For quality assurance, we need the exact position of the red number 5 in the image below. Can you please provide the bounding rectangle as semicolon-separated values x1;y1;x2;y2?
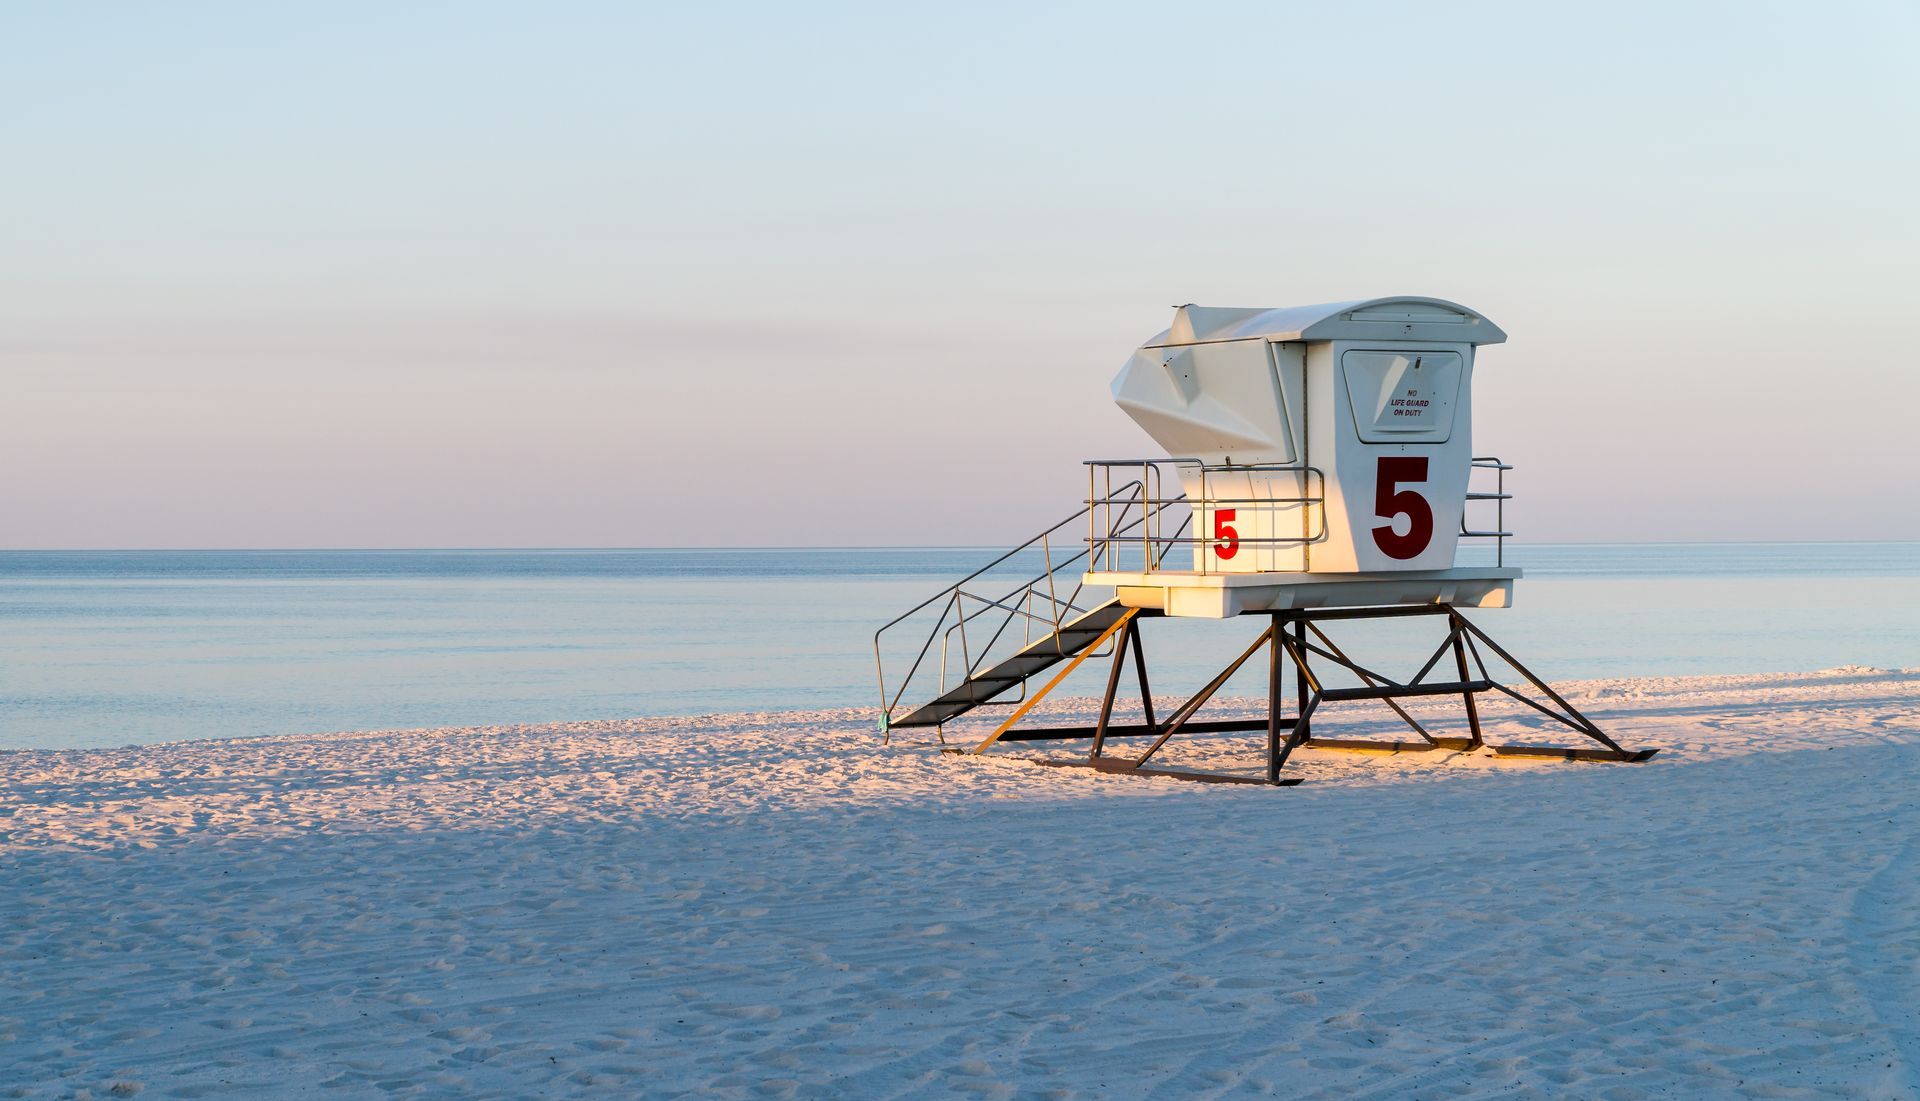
1213;508;1239;560
1372;456;1433;560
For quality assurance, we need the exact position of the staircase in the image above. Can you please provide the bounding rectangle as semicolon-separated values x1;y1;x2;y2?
874;478;1186;737
887;600;1132;729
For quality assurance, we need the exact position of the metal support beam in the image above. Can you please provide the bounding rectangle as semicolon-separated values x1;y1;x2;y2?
1272;629;1321;775
996;717;1292;742
1451;613;1632;756
954;601;1652;783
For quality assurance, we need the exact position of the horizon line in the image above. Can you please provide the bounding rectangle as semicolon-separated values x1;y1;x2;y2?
3;539;1918;553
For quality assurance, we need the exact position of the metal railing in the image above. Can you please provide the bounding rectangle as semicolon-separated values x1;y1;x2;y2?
1461;456;1513;565
872;478;1191;731
1086;458;1327;574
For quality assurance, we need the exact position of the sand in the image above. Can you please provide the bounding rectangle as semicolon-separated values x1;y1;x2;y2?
3;666;1918;1099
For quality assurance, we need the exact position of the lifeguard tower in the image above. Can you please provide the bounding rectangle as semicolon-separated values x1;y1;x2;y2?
874;296;1654;785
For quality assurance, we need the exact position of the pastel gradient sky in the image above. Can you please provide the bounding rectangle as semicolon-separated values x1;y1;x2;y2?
4;2;1917;548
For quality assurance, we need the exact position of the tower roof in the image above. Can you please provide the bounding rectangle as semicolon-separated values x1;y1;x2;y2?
1147;296;1506;347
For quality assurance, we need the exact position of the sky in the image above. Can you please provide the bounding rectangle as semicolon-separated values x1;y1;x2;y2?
3;1;1917;548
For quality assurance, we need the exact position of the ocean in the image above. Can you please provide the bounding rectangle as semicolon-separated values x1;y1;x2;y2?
2;543;1917;750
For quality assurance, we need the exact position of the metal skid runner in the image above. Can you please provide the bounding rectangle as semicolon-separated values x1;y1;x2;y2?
962;603;1657;786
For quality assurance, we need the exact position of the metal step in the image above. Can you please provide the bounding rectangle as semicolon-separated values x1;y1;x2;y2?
888;600;1133;729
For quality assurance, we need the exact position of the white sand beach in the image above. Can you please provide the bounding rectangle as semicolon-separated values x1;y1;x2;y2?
4;667;1919;1099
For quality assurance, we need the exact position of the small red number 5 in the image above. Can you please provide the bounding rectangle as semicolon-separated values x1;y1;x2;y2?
1372;456;1433;560
1213;508;1239;560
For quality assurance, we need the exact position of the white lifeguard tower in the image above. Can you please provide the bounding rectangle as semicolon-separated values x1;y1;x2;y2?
874;297;1654;785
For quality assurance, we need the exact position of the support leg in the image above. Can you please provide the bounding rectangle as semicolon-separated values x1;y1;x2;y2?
1453;612;1631;756
1292;618;1311;747
1130;623;1156;731
1266;613;1284;784
1090;619;1131;760
1448;612;1485;749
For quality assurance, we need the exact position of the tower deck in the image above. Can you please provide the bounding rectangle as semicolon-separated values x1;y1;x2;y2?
1084;566;1520;619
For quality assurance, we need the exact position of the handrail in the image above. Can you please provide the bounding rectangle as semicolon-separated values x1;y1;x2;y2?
1459;456;1512;566
871;481;1136;642
1087;458;1327;574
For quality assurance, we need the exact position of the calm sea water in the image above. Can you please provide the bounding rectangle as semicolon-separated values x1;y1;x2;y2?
2;544;1916;750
